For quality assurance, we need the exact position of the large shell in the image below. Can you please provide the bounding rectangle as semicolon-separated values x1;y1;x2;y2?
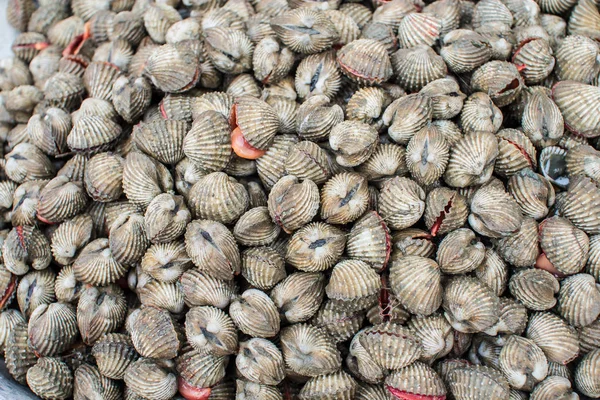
0;309;25;353
346;211;391;271
231;96;280;155
326;259;380;311
271;272;325;324
285;222;345;272
389;255;442;315
205;28;254;75
447;365;510;400
4;320;37;384
494;129;537;178
37;176;88;224
460;92;503;135
129;306;181;359
499;335;548;391
144;193;191;244
241;246;286;290
268;175;320;234
558;175;600;234
256;134;298;189
531;376;579;400
555;36;600;84
132;119;188;165
526;312;580;365
141;241;191;284
299;370;356;400
253;36;294;85
84;152;124;202
385;362;446;399
444;131;499;187
144;43;200;93
16;269;55;318
236;338;284;385
552;81;600;138
424;187;468;236
67;116;122;154
295;52;341;101
229;289;280;338
509;268;559;311
77;285;127;345
575;349;600;398
522;91;564;148
281;323;341;377
188;172;249;224
408;315;453;363
27;357;74;400
312;300;365;343
10;180;48;226
5;143;55;183
378;177;425;230
397;13;441;49
382;93;432;145
73;363;121;400
234;206;281;246
124;358;178;400
330;121;378;167
270;9;340;54
183;111;231;172
508;169;555;220
512;39;554;85
539;216;589;275
566;145;600;186
406;126;449;186
27;107;71;156
285;141;332;185
180;269;235;309
27;302;77;358
392;45;447;92
336;39;393;85
468;184;523;238
437;228;485;274
3;225;52;276
92;333;139;380
443;276;500;333
440;29;491;74
556;273;600;327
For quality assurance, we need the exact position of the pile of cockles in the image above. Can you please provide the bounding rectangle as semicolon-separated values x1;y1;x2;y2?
1;0;600;398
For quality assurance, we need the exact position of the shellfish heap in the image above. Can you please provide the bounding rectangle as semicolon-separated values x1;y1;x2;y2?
1;0;600;399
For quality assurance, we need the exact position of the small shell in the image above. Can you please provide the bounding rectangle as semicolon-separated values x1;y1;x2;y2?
124;358;178;400
326;259;380;311
185;219;240;281
285;222;346;272
424;187;468;236
320;172;368;225
84;152;124;202
27;107;72;156
144;44;200;93
509;268;559;311
460;92;503;135
484;297;528;337
5;142;55;183
109;213;149;265
188;172;249;224
4;320;37;384
16;269;56;318
443;276;500;333
406;126;450;186
83;61;123;103
141;241;191;284
329;121;378;167
499;336;549;391
143;193;190;244
180;269;234;309
419;78;465;120
271;272;325;324
183;111;231;173
205;28;254;75
389;255;443;315
281;323;341;377
371;0;417;29
408;315;453;363
299;370;356;400
11;180;48;226
346;211;391;271
229;289;280;338
356;143;407;182
237;338;284;385
526;311;580;365
522;91;564;148
440;29;491;74
508;169;555;220
447;365;510;400
268;175;320;234
391;228;436;259
37;176;88;224
552;81;600;138
557;274;600;327
253;37;294;85
0;309;25;353
77;285;127;345
28;302;78;356
67;116;122;154
111;75;152;124
231;96;280;153
378;177;425;230
468;184;523;238
392;45;447;92
73;238;128;286
129;306;181;359
241;246;286;290
437;229;485;274
382;94;432;145
360;22;398;55
270;9;340;54
3;225;52;275
73;363;120;400
133;119;188;165
575;349;600;398
185;306;237;356
531;376;579;400
27;357;74;400
471;61;524;107
91;333;138;380
285;141;332;185
385;362;446;399
539;216;589;275
234;206;281;246
554;36;600;84
336;39;393;85
236;380;282;400
495;129;537;178
256;134;298;189
312;300;365;342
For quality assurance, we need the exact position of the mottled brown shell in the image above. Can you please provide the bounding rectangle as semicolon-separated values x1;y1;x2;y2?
336;39;393;85
229;289;280;338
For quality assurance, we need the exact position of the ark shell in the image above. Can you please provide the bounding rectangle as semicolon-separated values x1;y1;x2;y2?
92;333;139;380
336;39;393;85
468;184;523;238
234;206;281;246
552;81;600;138
124;358;178;400
229;289;280;338
144;43;200;93
16;269;56;318
28;302;78;356
539;216;589;275
236;338;284;385
509;268;559;311
271;272;325;324
575;349;600;398
27;357;74;400
84;152;124;202
444;131;499;188
183;110;232;173
73;238;128;286
392;45;447;92
320;172;369;225
389;255;443;315
185;306;237;356
443;276;500;333
189;172;249;224
326;259;380;310
385;362;446;398
295;51;341;101
406;126;450;186
378;177;425;230
241;246;286;290
270;9;340;54
132;119;188;165
77;285;127;345
346;211;391;271
447;365;510;400
437;228;485;274
382;93;432;145
459;92;502;135
526;312;580;365
298;370;356;400
522;91;564;148
556;273;600;327
268;175;320;234
285;222;346;272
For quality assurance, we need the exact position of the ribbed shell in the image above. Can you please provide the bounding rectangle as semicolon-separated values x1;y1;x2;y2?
460;92;503;136
378;176;425;230
83;62;123;102
84;152;124;202
129;307;181;359
406;125;449;186
555;36;600;84
268;175;319;234
312;300;365;343
144;43;200;93
447;365;510;400
356;143;407;182
552;81;600;138
73;363;121;400
557;273;600;327
10;180;47;226
67;116;122;154
73;238;128;286
230;289;280;338
575;349;600;398
408;315;453;363
508;169;555;220
493;216;538;268
5;143;56;183
0;309;24;354
271;272;325;324
183;110;231;172
580;319;600;354
27;357;74;400
232;96;280;151
540;216;589;275
495;129;537;178
138;279;185;314
281;323;342;377
398;13;441;49
36;176;88;224
236;380;282;400
180;269;235;309
16;269;56;318
141;241;191;284
92;333;138;380
329;121;378;167
468;184;523;238
77;285;127;345
320;173;368;225
3;225;52;276
234;206;281;247
28;302;78;356
357;322;423;372
444;131;498;188
285;222;345;272
4;320;37;384
419;78;465;120
531;376;578;400
204;27;253;75
299;371;356;400
326;259;380;310
391;229;436;259
392;45;447;92
270;8;340;54
385;362;446;398
133;119;188;165
112;75;152;124
346;211;391;271
241;246;286;290
285;141;332;185
253;36;294;85
124;358;178;400
526;312;580;364
559;175;600;234
389;255;442;315
336;39;393;85
443;276;500;333
499;335;548;391
143;193;190;244
256;134;298;190
587;234;600;281
509;269;559;311
109;213;149;265
237;338;285;385
566;145;600;186
295;52;340;101
188;172;249;224
522;91;564;148
437;229;485;274
185;219;240;281
185;306;237;356
424;187;468;236
27;107;71;156
43;72;85;111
